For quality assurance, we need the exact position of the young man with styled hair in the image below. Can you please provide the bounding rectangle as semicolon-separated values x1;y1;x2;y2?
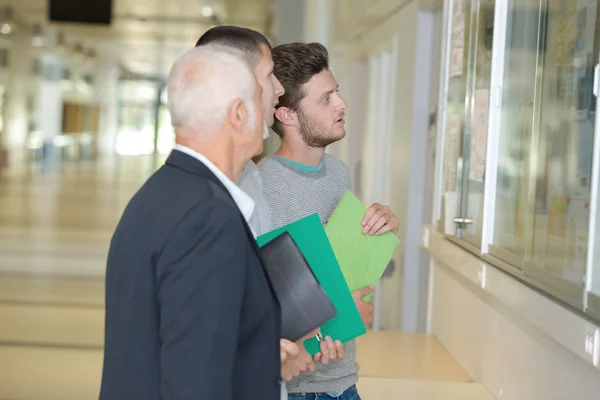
258;42;400;400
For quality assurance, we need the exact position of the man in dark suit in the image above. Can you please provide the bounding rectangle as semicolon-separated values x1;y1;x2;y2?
99;44;284;400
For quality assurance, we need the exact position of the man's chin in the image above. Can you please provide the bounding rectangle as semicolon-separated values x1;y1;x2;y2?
327;130;346;145
262;120;271;140
305;135;345;149
265;115;275;128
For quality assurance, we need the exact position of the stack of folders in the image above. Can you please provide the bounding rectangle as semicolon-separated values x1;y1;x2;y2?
257;231;337;342
257;191;400;356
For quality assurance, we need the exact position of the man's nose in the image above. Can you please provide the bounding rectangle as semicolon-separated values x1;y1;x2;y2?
274;76;285;97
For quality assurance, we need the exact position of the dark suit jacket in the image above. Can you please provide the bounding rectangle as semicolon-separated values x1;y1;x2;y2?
100;149;281;400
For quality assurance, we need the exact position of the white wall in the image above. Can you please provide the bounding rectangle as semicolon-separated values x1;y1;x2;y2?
327;0;437;331
37;80;63;169
325;49;350;162
258;0;311;158
275;0;305;45
324;0;600;397
428;240;600;399
335;57;368;195
96;60;120;160
303;0;329;45
422;0;600;397
4;36;35;168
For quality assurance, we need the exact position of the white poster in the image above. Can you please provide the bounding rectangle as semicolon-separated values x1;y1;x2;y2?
450;48;464;77
443;114;461;192
450;0;466;77
469;89;490;182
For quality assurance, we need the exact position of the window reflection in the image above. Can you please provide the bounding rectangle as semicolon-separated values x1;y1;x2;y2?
528;0;598;289
460;0;494;243
115;80;174;157
440;0;600;310
440;0;494;242
492;0;542;259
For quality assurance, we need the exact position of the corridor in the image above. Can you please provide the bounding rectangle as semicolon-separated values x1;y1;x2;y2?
0;0;599;398
0;159;492;399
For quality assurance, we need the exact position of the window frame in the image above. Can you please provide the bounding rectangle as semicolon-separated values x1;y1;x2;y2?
436;0;600;319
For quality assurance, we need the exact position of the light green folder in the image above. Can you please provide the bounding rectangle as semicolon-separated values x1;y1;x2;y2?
325;191;401;302
257;213;366;356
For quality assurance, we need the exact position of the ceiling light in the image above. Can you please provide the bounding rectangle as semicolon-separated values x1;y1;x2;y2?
73;43;85;62
31;24;46;47
32;36;46;47
0;5;13;35
201;6;213;17
0;23;11;35
55;32;66;54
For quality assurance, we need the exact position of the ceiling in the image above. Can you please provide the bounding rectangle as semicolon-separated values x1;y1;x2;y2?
5;0;274;77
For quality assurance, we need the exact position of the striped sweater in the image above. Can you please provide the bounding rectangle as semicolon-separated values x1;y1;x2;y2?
257;153;359;394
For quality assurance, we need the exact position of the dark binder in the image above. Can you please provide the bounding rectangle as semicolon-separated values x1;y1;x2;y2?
258;232;337;342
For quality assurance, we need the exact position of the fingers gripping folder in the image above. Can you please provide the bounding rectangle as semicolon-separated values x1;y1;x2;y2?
257;213;366;356
315;332;324;342
258;231;337;342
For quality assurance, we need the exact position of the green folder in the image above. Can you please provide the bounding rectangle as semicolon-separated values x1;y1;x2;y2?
325;191;401;302
257;213;366;356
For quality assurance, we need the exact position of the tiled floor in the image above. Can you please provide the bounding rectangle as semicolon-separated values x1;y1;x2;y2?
356;331;472;382
0;159;494;399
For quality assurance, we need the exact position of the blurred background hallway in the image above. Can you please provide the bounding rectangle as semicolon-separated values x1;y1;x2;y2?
2;0;600;399
0;159;491;399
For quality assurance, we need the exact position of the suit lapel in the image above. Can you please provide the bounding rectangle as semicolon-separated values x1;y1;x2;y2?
165;150;266;261
165;150;280;311
165;150;230;194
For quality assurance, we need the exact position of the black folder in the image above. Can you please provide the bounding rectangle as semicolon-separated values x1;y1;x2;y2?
258;232;337;342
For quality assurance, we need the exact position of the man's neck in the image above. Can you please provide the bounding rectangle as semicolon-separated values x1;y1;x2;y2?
175;137;242;182
275;140;325;166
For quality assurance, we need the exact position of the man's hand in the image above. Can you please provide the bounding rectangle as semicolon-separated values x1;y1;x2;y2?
313;336;345;365
361;202;399;235
280;334;317;382
280;339;297;364
353;285;375;327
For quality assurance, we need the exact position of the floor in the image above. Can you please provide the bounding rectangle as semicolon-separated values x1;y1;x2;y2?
0;158;494;399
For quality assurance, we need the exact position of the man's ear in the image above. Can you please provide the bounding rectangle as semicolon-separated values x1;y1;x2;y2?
228;98;247;134
274;106;296;127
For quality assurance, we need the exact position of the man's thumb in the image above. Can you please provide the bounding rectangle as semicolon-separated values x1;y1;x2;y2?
353;285;375;299
281;339;299;357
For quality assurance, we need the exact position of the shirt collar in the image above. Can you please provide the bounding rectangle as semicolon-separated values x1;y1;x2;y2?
173;144;256;237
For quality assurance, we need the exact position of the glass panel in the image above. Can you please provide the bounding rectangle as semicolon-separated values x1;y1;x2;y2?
436;0;600;315
157;105;175;156
491;0;543;258
526;0;598;293
439;0;470;236
591;271;600;305
585;0;600;304
458;0;495;244
115;80;159;156
116;104;156;156
439;0;494;242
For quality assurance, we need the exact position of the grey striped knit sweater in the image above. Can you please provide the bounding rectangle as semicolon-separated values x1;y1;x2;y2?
257;153;360;394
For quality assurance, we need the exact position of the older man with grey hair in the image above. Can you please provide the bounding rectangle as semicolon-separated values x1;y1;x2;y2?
100;44;289;400
195;26;284;236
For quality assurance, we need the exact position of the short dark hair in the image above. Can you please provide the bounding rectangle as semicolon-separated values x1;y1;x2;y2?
195;26;271;66
271;42;329;137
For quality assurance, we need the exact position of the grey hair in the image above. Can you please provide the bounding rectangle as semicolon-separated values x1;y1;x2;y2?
166;44;257;133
